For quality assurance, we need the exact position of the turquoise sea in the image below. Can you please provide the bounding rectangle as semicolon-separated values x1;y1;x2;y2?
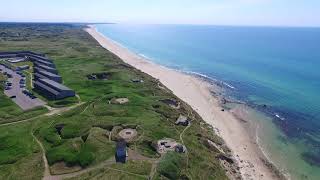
95;24;320;179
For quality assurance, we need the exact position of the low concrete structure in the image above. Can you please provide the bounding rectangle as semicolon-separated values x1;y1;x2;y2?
175;115;190;126
131;79;144;83
157;138;186;154
34;78;75;100
157;138;178;153
160;99;181;109
118;129;137;142
112;98;129;104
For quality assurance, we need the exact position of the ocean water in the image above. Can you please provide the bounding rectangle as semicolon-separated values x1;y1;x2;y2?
95;24;320;179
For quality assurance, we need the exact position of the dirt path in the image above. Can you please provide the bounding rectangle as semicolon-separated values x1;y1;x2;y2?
179;124;191;169
32;132;51;180
149;158;161;180
0;100;84;127
49;158;115;180
0;115;41;127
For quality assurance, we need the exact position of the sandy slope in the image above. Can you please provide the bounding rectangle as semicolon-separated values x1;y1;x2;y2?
85;26;278;180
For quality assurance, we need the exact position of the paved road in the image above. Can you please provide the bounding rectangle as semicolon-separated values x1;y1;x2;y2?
0;64;46;110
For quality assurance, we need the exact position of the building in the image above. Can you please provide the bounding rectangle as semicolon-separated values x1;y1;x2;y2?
115;140;127;163
34;66;58;75
28;55;52;62
35;70;62;83
32;59;55;68
1;51;75;100
0;51;45;58
28;55;53;63
33;78;75;100
16;65;30;71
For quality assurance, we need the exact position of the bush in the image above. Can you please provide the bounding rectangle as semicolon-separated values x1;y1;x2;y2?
78;145;95;167
158;152;186;179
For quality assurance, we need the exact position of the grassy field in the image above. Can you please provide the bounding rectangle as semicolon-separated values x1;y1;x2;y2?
0;23;230;180
0;122;44;180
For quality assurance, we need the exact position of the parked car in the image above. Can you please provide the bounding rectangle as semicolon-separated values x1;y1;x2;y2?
22;90;36;99
5;86;11;90
22;90;29;95
10;95;16;99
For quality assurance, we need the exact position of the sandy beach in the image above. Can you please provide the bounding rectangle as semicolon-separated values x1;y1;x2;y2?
85;25;279;180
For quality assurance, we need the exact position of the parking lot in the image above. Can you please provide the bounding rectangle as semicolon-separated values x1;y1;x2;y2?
0;64;46;110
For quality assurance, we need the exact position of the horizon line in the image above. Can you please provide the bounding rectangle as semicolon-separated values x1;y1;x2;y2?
0;21;320;28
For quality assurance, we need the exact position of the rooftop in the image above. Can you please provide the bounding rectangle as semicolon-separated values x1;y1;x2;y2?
38;78;72;91
34;80;60;96
38;70;61;78
32;58;54;67
34;63;57;71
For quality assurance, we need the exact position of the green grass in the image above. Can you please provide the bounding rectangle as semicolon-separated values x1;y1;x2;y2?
0;122;44;180
67;160;152;180
0;23;228;180
157;152;186;179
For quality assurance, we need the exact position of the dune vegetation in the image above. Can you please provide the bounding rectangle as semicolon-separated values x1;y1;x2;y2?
0;23;233;179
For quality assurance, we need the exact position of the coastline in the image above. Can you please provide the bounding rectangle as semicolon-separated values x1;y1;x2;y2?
85;25;281;180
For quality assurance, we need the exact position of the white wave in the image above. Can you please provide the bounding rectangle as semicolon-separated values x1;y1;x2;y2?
181;70;236;90
275;113;285;121
138;53;151;60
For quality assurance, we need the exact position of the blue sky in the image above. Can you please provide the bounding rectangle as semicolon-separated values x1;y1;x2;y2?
0;0;319;27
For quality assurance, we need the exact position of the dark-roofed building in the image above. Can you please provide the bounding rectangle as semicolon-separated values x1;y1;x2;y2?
34;66;58;75
0;51;45;58
29;55;52;62
28;55;53;63
34;78;75;100
1;51;75;100
36;70;62;83
32;59;55;68
115;140;127;163
16;65;30;71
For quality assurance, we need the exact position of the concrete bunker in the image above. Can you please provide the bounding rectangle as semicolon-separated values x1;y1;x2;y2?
118;128;138;142
160;99;180;109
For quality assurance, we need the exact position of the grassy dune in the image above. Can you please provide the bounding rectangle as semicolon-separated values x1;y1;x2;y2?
0;23;230;179
0;122;44;180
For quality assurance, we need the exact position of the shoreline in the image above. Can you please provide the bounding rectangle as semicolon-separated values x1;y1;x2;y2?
85;25;281;180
